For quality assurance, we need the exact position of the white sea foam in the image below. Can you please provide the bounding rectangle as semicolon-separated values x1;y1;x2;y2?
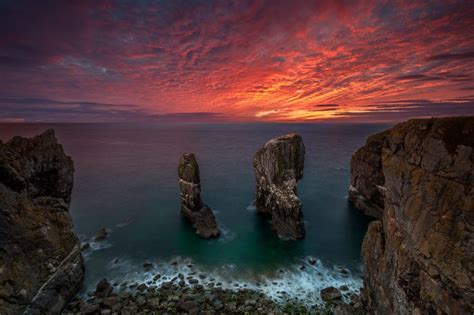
217;226;237;243
81;240;112;260
115;217;135;228
84;256;363;306
246;200;257;212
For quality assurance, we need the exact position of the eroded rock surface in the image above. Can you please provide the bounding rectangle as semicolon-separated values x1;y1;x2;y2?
348;130;388;219
352;117;474;314
254;134;305;239
178;153;219;238
0;129;84;314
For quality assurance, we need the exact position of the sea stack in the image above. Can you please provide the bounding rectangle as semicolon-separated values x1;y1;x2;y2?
350;117;474;314
253;133;305;239
0;130;85;314
178;153;220;238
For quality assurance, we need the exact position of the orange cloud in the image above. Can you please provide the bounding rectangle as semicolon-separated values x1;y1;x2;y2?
0;0;473;122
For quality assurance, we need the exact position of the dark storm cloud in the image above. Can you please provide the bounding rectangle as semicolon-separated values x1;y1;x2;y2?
333;99;474;122
428;51;474;61
0;97;224;122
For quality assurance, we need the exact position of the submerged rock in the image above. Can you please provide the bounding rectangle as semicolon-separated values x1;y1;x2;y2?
94;227;109;241
253;134;305;239
352;117;474;314
0;129;84;314
178;153;220;238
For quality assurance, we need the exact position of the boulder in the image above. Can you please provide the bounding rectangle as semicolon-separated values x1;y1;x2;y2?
253;133;305;239
353;117;474;314
94;279;113;299
94;227;108;241
178;153;220;238
320;286;342;302
0;129;85;314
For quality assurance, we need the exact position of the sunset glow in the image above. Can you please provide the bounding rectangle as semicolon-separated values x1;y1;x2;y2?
1;0;473;122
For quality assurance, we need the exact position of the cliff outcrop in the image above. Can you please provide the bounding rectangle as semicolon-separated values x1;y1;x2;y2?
254;134;305;239
0;129;84;314
351;117;473;314
178;153;220;239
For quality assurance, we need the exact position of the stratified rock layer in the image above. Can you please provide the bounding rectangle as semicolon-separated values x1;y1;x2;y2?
178;153;219;238
0;129;84;314
353;117;474;314
254;134;305;239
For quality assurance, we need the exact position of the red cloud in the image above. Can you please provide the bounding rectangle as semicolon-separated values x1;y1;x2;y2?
0;1;473;122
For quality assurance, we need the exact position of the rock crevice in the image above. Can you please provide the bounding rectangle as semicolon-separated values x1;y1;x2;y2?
253;134;305;239
178;153;220;239
0;129;84;314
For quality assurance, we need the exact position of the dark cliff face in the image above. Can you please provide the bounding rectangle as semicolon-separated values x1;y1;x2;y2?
0;129;84;314
348;130;388;219
178;153;220;239
351;117;474;314
253;134;305;239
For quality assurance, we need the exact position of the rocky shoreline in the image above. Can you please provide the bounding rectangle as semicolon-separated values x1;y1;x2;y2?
1;116;472;314
64;279;364;314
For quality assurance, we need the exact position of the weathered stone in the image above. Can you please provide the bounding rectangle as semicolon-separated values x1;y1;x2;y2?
348;130;388;219
178;153;220;238
253;133;305;239
353;117;474;314
95;279;113;299
178;300;198;312
143;262;153;271
102;296;120;308
0;129;84;314
320;287;342;302
94;227;108;241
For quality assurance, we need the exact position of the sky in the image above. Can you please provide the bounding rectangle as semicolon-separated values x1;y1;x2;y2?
0;0;473;123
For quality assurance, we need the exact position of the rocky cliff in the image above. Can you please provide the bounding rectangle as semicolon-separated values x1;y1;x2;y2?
178;153;220;239
254;134;305;239
351;117;474;314
348;130;388;219
0;129;84;314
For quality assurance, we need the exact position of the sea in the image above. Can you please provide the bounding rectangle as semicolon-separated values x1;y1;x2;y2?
0;122;390;305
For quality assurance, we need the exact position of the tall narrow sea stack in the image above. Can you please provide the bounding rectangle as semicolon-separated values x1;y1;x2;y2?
350;117;474;314
178;153;220;238
0;130;84;314
253;134;305;239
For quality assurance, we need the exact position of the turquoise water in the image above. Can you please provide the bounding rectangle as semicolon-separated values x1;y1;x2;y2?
0;122;389;304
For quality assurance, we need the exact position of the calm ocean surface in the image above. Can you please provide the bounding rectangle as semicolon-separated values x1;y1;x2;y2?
0;122;390;304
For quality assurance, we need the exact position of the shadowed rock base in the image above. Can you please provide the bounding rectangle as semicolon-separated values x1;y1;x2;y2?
0;129;84;314
254;134;305;239
178;153;220;238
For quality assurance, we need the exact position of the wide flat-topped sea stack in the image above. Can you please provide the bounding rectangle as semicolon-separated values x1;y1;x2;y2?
253;133;305;239
178;153;220;238
0;129;84;314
